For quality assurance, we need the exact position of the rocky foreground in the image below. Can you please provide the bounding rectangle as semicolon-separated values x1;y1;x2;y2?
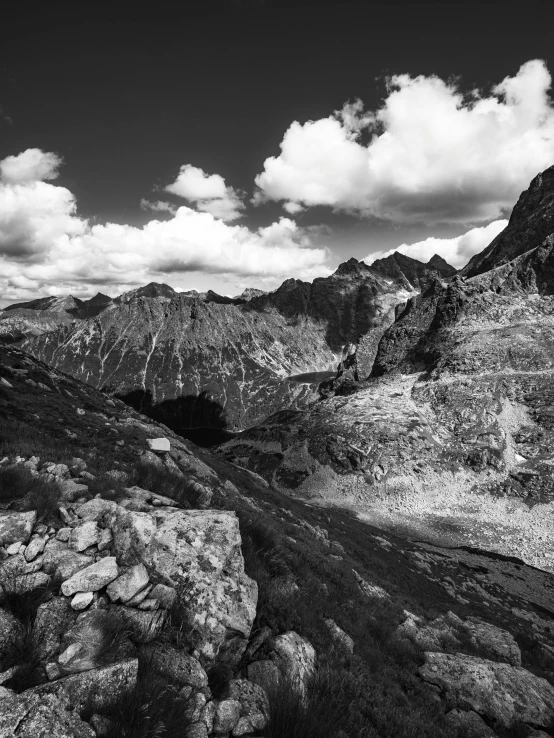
1;345;554;737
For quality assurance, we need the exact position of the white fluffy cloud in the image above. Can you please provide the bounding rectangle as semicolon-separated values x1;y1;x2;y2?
0;148;62;184
255;60;554;224
364;220;508;270
165;164;245;222
0;150;330;303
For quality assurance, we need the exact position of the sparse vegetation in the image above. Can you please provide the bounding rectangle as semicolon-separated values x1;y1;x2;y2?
104;655;191;738
0;464;61;522
0;581;55;691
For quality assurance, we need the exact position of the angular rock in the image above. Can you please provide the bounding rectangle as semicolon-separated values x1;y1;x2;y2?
185;724;208;738
61;556;119;596
75;498;119;525
147;438;171;452
71;592;94;610
228;678;269;717
30;658;138;715
34;596;76;660
324;619;354;653
42;539;93;580
59;479;88;502
111;507;257;664
10;572;50;593
143;644;208;687
419;652;554;728
0;511;36;546
106;563;149;603
24;536;47;562
272;631;316;694
213;699;241;733
0;608;20;655
0;691;94;738
68;521;102;552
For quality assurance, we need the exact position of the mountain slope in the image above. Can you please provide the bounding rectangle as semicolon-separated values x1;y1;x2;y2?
21;257;443;431
220;168;554;572
1;341;554;738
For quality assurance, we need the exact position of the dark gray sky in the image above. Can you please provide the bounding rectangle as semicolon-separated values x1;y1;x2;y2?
1;0;553;304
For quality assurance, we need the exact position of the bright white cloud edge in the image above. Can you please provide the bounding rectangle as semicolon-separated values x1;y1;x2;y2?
255;59;554;225
364;220;508;270
0;151;331;303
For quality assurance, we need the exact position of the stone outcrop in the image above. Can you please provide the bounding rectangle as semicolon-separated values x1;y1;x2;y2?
419;651;554;729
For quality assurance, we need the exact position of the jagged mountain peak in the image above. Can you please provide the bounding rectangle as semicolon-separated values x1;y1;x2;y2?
117;282;177;302
4;294;82;313
333;257;374;278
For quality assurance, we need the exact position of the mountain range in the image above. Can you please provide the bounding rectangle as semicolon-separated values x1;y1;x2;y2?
2;250;454;433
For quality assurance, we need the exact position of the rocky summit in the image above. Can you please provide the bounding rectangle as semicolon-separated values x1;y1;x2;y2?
16;255;448;433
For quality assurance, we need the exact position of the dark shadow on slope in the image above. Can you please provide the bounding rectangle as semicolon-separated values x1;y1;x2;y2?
115;389;239;447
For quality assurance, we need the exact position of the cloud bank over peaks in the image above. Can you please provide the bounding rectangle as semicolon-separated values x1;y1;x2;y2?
164;164;245;222
365;219;508;270
0;150;331;303
254;60;554;225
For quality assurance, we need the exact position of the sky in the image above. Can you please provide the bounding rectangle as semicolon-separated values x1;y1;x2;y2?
1;0;553;307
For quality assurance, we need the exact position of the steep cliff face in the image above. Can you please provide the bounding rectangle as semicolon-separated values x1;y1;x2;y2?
23;257;440;431
462;165;554;278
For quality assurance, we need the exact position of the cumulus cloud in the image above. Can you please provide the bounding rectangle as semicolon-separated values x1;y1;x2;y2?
255;60;554;224
0;150;330;303
0;148;62;184
364;220;508;270
165;164;245;221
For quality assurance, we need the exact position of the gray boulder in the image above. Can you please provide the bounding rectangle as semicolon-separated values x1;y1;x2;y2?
420;651;554;728
29;658;138;715
111;508;257;664
0;690;94;737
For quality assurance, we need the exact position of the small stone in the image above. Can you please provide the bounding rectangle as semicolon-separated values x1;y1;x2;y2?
61;557;119;597
89;714;114;737
106;563;149;603
137;598;158;610
71;592;94;610
56;528;71;542
25;536;47;562
97;528;113;551
69;521;102;552
46;661;63;680
6;541;22;555
147;438;171;452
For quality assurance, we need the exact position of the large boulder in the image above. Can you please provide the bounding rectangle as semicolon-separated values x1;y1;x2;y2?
111;508;257;664
142;643;208;688
0;690;94;737
420;652;554;729
29;658;138;715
